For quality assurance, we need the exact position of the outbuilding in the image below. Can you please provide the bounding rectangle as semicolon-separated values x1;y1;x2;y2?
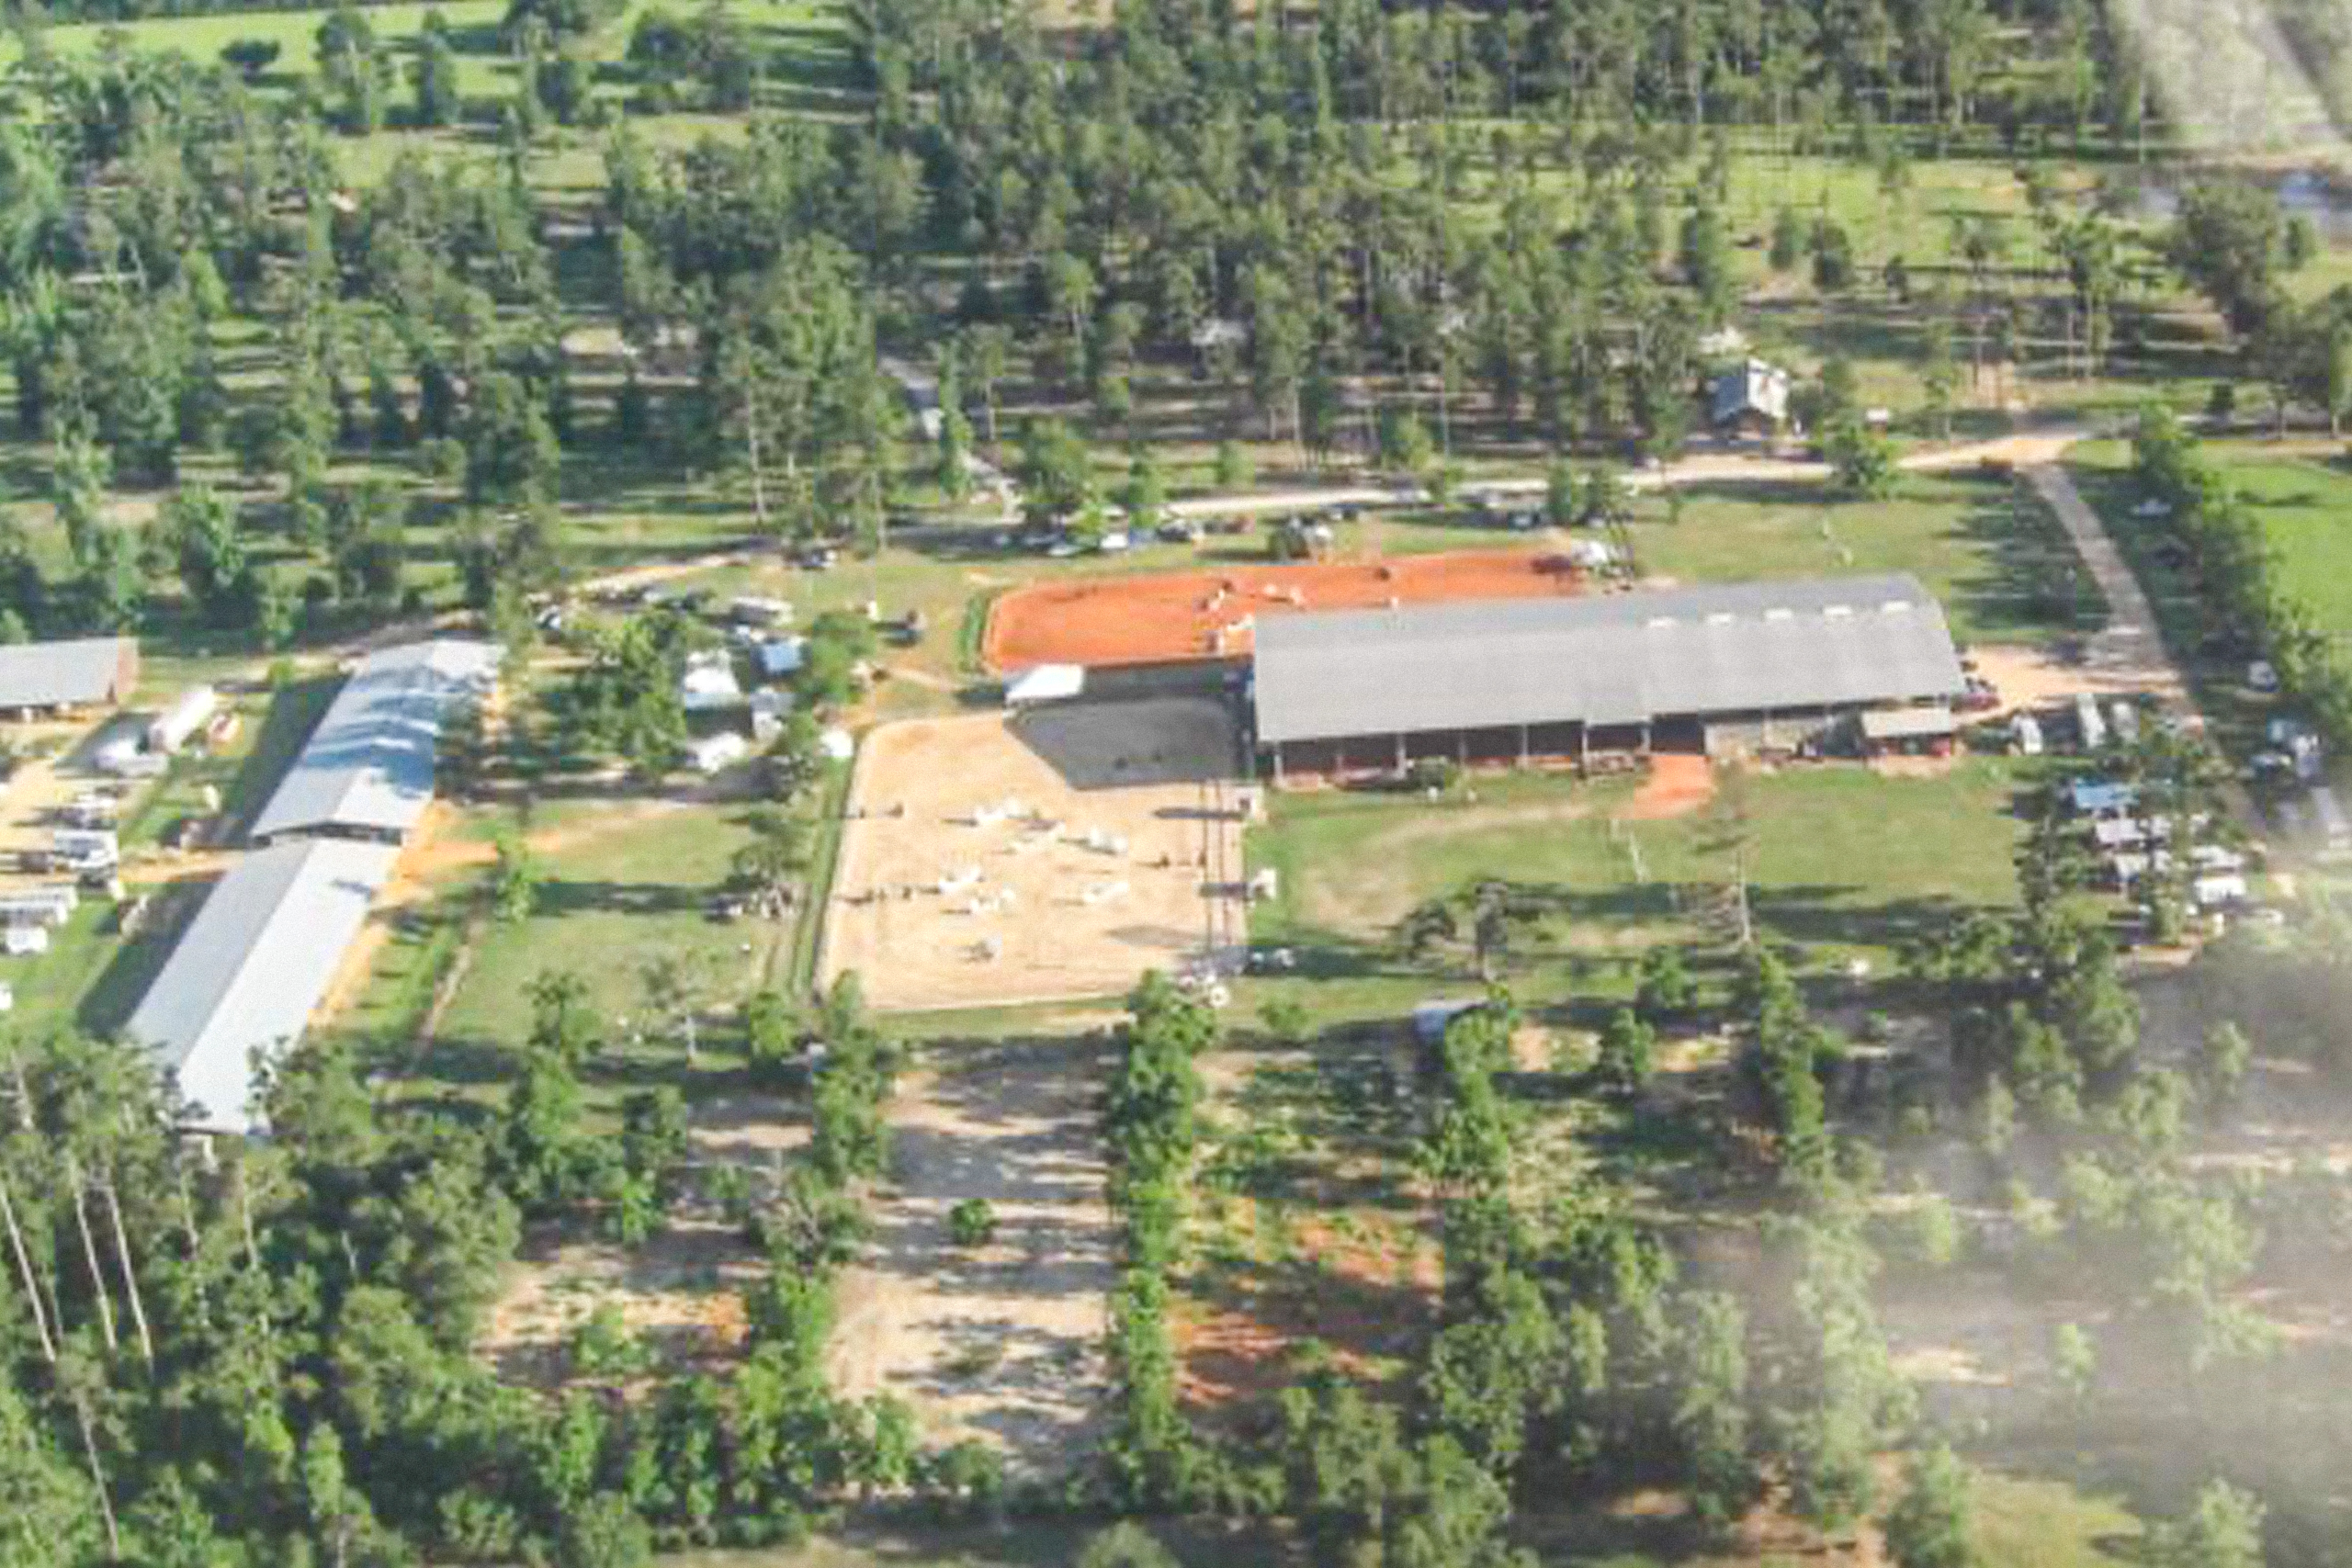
1004;664;1087;707
0;637;139;717
147;684;220;755
1711;359;1792;439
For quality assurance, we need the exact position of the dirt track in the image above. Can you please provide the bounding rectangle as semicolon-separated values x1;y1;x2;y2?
984;548;1586;671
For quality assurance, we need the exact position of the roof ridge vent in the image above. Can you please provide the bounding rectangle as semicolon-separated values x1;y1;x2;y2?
1706;611;1736;625
1764;607;1793;620
1646;615;1679;629
1822;604;1852;618
1881;599;1912;613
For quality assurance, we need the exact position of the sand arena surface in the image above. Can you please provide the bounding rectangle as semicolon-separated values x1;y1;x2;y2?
821;699;1247;1010
983;547;1586;670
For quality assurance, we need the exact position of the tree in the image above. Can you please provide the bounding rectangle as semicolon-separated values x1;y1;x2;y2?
2168;180;2287;339
492;830;539;922
1826;420;1898;500
2195;1022;2251;1111
1885;1445;1976;1568
730;809;810;917
463;372;560;504
220;39;282;79
1635;946;1698;1024
2051;1322;2097;1405
1675;1290;1754;1531
1078;1521;1182;1568
1595;1008;1656;1097
559;1493;652;1568
2148;1481;2264;1568
946;1199;996;1247
413;15;462;127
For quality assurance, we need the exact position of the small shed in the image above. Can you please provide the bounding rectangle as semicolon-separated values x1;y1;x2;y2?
1005;664;1087;707
756;637;809;681
687;731;750;774
1859;705;1957;753
147;684;220;754
1711;359;1792;437
681;651;744;713
2068;780;2138;817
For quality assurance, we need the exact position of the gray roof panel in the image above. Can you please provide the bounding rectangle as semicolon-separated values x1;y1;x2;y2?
251;640;497;842
0;637;133;708
126;840;397;1135
1251;575;1965;745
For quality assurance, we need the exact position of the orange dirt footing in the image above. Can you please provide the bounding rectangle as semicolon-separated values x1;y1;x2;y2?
983;548;1588;671
1623;753;1716;820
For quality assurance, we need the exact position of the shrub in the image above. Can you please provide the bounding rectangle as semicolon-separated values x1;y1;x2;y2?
947;1198;998;1247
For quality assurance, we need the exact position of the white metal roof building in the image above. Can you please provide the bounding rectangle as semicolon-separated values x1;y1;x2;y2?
0;637;139;713
125;840;398;1136
250;640;497;845
1251;575;1966;774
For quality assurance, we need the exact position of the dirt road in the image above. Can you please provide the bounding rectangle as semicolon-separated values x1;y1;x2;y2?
2019;463;2187;702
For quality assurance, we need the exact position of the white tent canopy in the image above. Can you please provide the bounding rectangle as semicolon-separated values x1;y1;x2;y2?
1004;664;1086;706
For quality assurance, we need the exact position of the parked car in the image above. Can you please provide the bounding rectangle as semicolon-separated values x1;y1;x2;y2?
794;546;839;571
1097;531;1133;553
1045;537;1083;558
1958;676;2000;713
2248;660;2281;694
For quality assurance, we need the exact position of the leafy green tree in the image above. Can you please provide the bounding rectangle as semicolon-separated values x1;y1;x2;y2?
1635;946;1698;1024
1885;1445;1976;1568
492;830;539;922
1078;1521;1182;1568
413;14;462;126
2148;1481;2265;1568
1826;420;1899;499
1595;1008;1656;1096
1674;1291;1755;1531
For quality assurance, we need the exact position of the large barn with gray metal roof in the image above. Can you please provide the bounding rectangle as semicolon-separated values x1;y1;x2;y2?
1249;574;1966;780
251;639;498;845
126;840;399;1137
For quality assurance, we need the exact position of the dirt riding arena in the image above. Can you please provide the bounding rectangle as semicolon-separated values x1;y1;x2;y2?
822;699;1247;1010
984;548;1586;670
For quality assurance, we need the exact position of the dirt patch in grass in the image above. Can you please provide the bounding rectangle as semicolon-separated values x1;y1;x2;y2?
1624;753;1717;820
826;1037;1115;1478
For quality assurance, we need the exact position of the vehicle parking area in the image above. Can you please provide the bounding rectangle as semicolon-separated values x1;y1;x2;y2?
981;547;1587;670
821;699;1247;1011
0;719;130;886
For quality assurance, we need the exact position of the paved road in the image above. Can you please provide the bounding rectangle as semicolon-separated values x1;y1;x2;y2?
2020;462;2188;705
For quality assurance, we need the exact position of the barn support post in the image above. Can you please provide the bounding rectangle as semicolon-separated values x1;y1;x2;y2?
1578;724;1590;775
1519;724;1530;766
1272;743;1285;787
1456;731;1467;766
1395;733;1407;771
1640;721;1653;756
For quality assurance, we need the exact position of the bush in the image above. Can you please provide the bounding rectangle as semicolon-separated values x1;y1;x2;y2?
947;1198;998;1247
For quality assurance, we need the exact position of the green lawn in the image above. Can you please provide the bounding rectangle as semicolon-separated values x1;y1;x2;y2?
2169;440;2352;636
1629;469;2109;646
1245;759;2032;1027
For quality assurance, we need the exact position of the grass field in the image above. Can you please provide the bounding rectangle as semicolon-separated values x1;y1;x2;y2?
11;0;859;123
1245;759;2031;1026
